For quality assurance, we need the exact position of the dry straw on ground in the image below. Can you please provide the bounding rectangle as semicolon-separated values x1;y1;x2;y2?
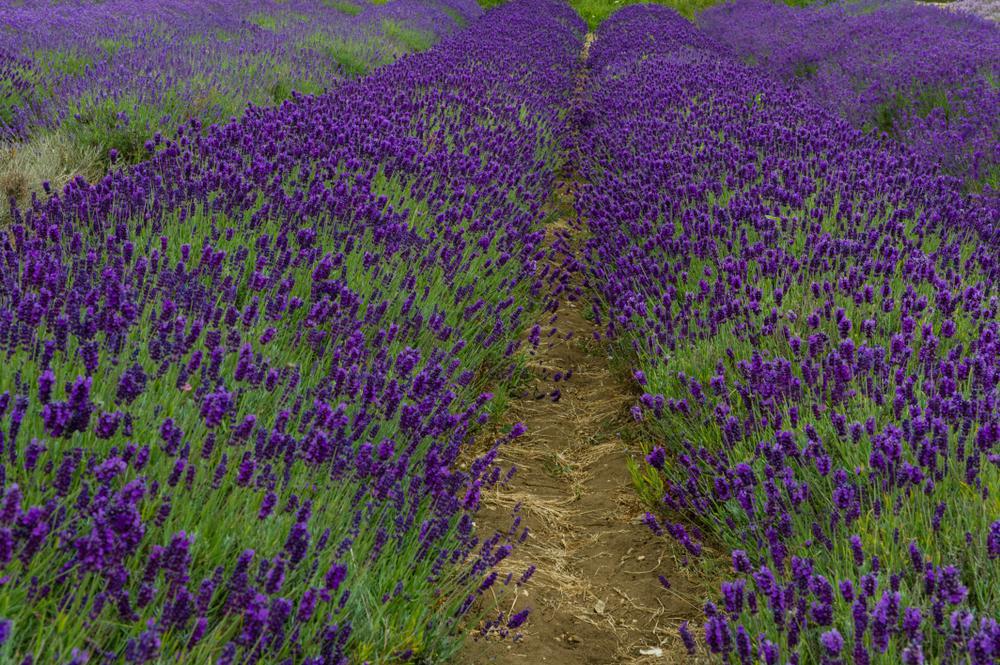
1;131;102;225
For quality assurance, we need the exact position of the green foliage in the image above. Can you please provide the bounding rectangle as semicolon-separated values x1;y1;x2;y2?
322;0;364;14
570;0;716;28
870;84;954;138
33;49;92;76
96;37;131;56
568;0;833;28
186;29;235;45
249;13;280;30
300;32;379;76
63;94;157;166
248;11;310;31
62;82;243;167
793;60;818;79
269;75;325;104
381;19;435;52
0;66;36;130
439;4;468;25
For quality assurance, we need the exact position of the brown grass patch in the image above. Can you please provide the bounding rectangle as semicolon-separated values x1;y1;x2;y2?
1;130;102;225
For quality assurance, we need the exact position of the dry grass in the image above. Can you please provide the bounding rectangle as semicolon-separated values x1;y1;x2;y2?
475;424;719;661
1;130;102;226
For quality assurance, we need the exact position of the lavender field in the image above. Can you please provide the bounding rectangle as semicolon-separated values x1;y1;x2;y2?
0;0;997;663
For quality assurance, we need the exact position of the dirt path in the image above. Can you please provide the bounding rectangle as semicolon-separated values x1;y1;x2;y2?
458;34;708;665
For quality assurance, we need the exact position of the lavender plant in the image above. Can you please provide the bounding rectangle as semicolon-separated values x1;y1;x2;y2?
700;0;1000;189
0;0;585;661
578;5;999;663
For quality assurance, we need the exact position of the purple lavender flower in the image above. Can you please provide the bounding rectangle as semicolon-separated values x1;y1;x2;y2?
200;389;233;429
705;614;732;655
325;563;347;592
988;520;1000;560
645;445;666;470
820;628;843;656
507;608;530;629
678;621;696;655
849;535;864;566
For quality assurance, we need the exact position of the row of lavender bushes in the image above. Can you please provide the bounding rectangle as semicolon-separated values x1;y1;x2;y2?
0;0;585;662
0;0;474;227
0;0;477;153
698;0;1000;191
0;0;480;231
576;5;998;663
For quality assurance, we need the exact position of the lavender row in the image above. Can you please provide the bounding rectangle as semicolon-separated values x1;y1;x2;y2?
0;0;475;148
0;0;584;662
699;0;1000;190
577;6;998;663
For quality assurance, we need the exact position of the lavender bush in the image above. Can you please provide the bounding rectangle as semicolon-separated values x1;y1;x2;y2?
0;0;585;661
700;0;1000;189
578;5;999;663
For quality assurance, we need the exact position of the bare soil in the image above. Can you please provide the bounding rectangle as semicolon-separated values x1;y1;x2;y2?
457;34;710;665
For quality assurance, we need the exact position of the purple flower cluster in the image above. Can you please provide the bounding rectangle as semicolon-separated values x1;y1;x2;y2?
700;0;1000;187
0;0;584;661
578;5;998;663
